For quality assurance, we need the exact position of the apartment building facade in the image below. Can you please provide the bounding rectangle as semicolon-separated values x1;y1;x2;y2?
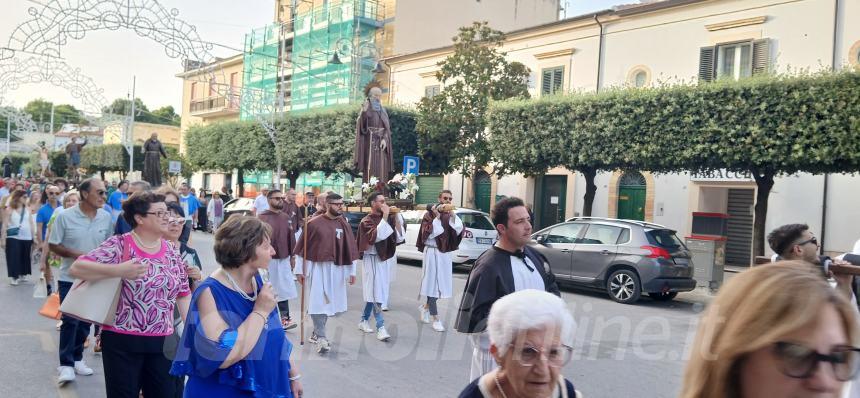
385;0;860;262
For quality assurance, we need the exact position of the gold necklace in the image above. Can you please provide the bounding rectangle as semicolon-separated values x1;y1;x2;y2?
131;231;160;250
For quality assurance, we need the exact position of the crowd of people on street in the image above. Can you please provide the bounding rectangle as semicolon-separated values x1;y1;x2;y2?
2;169;860;397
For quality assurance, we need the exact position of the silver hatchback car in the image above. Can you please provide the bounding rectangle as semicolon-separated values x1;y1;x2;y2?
530;217;696;304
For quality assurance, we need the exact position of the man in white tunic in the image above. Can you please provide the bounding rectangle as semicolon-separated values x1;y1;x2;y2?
257;189;300;331
356;192;405;341
454;197;560;381
295;193;359;354
417;190;464;332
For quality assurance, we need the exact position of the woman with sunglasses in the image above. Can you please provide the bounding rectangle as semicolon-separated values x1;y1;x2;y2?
682;261;860;398
459;289;580;398
70;191;191;397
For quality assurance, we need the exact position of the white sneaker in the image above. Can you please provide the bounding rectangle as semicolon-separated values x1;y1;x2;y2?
308;333;319;344
20;275;30;282
315;338;330;354
377;326;391;341
381;305;389;311
57;366;75;385
418;305;430;324
74;360;94;376
358;320;373;333
10;278;19;286
432;320;445;332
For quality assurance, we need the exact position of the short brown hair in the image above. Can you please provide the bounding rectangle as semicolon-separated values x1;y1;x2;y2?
214;216;272;269
439;190;453;198
122;191;166;229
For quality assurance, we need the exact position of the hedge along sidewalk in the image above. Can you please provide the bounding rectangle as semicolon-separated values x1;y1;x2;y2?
184;105;419;188
487;71;860;256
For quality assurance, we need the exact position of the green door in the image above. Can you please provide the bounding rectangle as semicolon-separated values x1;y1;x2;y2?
536;175;567;229
474;172;492;212
617;186;646;221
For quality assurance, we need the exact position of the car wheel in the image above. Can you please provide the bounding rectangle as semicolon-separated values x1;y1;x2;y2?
606;269;641;304
648;292;678;301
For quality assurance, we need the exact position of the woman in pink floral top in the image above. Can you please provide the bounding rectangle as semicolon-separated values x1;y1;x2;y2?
70;191;191;398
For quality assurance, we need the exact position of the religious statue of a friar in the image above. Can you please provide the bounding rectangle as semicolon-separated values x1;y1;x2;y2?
354;83;393;183
141;132;168;187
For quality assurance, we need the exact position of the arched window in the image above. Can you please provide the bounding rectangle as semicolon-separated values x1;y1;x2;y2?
619;171;646;187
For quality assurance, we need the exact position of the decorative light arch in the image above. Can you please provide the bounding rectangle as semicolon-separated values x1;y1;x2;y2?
1;0;285;179
1;1;215;66
0;57;108;114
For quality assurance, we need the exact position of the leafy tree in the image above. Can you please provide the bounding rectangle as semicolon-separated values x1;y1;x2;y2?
102;98;179;127
185;121;275;196
22;99;86;132
149;105;181;127
416;21;530;175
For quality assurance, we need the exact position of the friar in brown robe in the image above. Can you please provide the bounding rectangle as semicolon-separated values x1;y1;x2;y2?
294;193;360;353
353;86;393;182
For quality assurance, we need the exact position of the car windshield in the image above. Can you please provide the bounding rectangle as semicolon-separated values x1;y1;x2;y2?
460;213;493;230
646;229;685;249
225;198;250;210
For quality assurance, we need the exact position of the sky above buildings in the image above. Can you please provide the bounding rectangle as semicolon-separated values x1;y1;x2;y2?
0;0;632;116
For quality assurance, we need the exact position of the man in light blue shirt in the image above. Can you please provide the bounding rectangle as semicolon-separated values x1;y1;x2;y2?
48;178;112;385
107;180;129;223
179;183;198;243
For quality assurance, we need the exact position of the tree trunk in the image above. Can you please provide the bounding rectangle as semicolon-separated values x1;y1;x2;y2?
752;169;775;258
288;170;299;189
581;167;598;217
237;168;245;198
100;170;105;181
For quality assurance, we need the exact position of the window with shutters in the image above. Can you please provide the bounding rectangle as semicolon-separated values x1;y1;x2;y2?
699;39;770;83
424;85;440;98
541;66;564;95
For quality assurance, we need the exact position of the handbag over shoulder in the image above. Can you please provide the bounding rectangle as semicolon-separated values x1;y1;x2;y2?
59;234;132;326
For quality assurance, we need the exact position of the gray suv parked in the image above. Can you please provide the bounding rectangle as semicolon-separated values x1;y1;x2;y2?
530;217;696;304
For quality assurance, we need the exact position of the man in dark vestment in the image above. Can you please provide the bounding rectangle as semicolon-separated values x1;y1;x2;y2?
353;86;392;182
455;196;560;381
294;193;359;354
141;133;167;187
299;191;316;221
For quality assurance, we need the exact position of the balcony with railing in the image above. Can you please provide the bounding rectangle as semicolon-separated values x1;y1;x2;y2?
190;93;241;117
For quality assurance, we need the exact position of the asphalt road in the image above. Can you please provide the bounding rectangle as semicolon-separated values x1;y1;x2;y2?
0;231;709;398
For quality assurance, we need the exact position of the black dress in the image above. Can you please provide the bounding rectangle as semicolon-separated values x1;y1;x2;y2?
458;375;578;398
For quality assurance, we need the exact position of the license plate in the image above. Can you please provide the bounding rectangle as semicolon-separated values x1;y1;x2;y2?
476;238;493;245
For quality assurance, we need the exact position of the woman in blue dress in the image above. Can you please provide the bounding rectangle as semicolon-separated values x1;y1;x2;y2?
171;216;304;397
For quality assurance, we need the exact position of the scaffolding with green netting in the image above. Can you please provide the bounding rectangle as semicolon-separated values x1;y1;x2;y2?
241;23;281;121
289;0;383;111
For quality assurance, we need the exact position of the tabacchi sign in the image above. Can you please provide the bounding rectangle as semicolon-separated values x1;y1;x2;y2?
690;169;754;182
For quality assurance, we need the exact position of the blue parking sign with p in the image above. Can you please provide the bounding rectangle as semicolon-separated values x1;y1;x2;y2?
403;156;419;175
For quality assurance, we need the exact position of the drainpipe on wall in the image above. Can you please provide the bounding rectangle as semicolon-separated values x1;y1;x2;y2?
593;14;605;93
821;0;841;254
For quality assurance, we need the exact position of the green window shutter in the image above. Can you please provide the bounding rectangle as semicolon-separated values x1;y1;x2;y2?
415;175;444;205
541;69;553;95
541;67;564;95
752;39;770;75
552;67;564;94
699;46;716;83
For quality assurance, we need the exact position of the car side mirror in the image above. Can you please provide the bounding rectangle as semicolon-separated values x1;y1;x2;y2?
534;235;546;245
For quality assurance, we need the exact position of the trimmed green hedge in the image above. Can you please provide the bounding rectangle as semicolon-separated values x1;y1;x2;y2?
186;106;419;178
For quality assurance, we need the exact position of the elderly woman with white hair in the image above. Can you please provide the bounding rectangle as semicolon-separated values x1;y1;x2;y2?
458;289;581;398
